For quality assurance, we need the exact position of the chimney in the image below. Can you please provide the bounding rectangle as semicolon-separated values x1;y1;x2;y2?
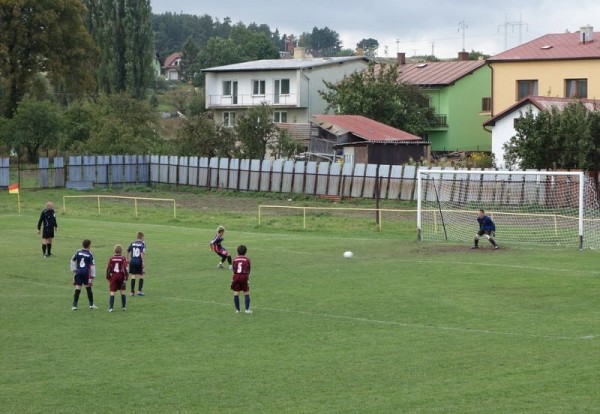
397;52;406;65
580;25;594;43
294;47;306;59
458;51;469;61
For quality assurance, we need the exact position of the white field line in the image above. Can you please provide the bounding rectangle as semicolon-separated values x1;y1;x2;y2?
161;296;599;342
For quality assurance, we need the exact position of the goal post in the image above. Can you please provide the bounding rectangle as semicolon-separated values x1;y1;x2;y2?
417;168;600;249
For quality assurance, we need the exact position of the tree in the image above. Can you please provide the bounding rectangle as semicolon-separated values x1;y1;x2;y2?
299;27;342;57
357;38;379;57
179;37;201;85
0;99;64;162
319;62;435;135
268;129;304;160
174;115;235;157
503;102;596;170
66;94;160;154
87;0;154;98
0;0;96;117
235;104;278;159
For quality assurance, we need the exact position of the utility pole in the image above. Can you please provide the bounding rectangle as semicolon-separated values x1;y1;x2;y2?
498;14;528;50
430;41;435;57
458;20;468;51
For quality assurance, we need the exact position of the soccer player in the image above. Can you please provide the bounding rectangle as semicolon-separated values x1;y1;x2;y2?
37;201;58;257
231;244;252;314
106;244;129;312
210;225;232;270
127;232;146;296
70;239;97;310
472;209;499;250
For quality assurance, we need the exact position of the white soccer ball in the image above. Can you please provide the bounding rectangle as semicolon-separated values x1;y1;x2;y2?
343;251;353;258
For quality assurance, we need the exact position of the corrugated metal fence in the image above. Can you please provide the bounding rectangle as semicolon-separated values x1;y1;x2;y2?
0;155;546;201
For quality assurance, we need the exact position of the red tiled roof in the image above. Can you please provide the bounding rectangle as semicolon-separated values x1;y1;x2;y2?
396;60;487;86
163;52;182;68
276;123;311;141
311;115;422;142
484;96;600;126
488;31;600;61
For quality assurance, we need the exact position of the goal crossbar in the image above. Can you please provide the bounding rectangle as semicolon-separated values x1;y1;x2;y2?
63;195;177;218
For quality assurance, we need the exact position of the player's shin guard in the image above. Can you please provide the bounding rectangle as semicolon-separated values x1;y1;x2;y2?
42;244;47;255
234;296;240;311
131;279;136;293
138;278;144;292
86;286;94;306
47;243;52;255
245;295;250;310
227;255;232;265
109;295;115;309
121;294;126;308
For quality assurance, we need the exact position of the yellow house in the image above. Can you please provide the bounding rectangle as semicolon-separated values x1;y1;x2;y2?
487;25;600;116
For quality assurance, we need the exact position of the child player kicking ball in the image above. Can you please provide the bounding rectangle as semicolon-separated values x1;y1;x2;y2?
209;225;232;270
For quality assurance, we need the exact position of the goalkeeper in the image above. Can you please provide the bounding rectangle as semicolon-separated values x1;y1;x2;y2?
472;209;499;250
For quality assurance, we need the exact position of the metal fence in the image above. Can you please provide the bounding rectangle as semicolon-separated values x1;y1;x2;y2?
0;155;552;201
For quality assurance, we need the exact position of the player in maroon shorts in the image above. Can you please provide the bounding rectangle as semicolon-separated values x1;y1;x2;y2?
106;244;129;312
210;225;232;270
231;244;252;314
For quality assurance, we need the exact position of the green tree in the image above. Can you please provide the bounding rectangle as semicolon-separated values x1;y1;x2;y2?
299;27;342;57
174;115;235;157
235;104;278;159
67;94;160;154
180;37;201;85
357;38;379;57
268;129;304;159
88;0;154;98
504;102;596;169
0;99;64;162
319;62;435;135
0;0;96;117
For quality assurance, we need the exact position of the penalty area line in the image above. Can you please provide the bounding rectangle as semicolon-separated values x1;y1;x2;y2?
162;296;592;341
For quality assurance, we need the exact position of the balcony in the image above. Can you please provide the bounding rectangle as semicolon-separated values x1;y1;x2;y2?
427;114;448;130
207;93;300;108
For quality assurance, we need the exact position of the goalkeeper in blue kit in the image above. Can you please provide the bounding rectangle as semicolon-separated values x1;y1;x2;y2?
472;209;499;250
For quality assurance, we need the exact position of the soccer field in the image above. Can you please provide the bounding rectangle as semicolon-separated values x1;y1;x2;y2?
1;190;599;413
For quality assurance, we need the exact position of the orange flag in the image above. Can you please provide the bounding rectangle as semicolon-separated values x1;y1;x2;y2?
8;184;19;194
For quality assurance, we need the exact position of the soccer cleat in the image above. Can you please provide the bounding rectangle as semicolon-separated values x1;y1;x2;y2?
228;265;233;270
245;309;253;314
71;306;77;311
136;291;145;296
471;246;478;249
89;304;98;310
108;308;113;313
130;291;135;296
43;254;48;258
122;307;127;311
217;263;224;269
494;245;500;250
235;310;240;314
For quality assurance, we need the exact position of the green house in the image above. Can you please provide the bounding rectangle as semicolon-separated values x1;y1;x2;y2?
397;53;492;153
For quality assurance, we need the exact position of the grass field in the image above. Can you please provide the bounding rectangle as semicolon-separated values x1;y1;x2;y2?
1;188;599;413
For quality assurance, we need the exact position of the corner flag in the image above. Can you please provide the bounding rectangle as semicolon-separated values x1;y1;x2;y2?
8;183;19;194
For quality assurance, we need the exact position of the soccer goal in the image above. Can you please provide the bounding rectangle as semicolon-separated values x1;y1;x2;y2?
417;168;600;249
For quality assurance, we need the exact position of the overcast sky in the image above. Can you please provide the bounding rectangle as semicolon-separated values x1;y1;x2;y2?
150;0;597;58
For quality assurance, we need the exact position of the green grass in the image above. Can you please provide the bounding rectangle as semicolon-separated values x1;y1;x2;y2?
1;189;599;413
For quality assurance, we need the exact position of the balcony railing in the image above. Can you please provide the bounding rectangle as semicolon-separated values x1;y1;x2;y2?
430;114;448;128
207;93;299;108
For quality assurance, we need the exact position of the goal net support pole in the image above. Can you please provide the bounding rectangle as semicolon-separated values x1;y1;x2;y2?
417;169;599;250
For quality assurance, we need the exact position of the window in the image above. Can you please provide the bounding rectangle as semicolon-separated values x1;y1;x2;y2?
274;79;290;104
481;97;492;112
223;112;236;127
517;80;538;100
223;81;232;96
565;79;587;98
280;79;290;95
252;80;266;96
273;111;287;123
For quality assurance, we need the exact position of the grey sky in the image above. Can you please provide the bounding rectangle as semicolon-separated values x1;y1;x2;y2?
150;0;597;58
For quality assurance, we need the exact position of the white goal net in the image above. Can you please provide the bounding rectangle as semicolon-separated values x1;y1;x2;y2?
417;169;600;249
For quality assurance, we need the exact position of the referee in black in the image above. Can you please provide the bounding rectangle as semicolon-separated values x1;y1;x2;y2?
37;201;58;257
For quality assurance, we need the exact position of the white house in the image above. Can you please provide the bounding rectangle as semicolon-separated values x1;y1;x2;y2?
483;96;600;168
202;52;370;129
